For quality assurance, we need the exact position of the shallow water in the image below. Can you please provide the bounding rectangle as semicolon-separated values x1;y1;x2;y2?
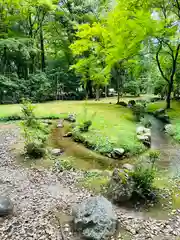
149;114;180;176
49;122;116;170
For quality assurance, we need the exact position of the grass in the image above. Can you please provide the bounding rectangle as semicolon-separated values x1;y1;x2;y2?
147;100;180;142
77;170;110;194
76;103;145;155
0;98;145;156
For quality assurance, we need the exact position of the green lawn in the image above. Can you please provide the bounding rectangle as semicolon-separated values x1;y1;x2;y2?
0;95;153;118
0;98;145;155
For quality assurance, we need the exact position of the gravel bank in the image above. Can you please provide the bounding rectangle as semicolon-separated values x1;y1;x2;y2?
0;126;180;240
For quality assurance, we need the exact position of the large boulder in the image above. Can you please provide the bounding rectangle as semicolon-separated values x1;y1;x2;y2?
0;196;13;217
107;169;135;203
73;196;117;240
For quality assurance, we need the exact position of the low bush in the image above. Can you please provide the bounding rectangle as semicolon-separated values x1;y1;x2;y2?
148;150;160;168
26;141;46;158
132;103;146;121
132;165;156;200
21;99;50;158
79;120;92;132
53;158;74;172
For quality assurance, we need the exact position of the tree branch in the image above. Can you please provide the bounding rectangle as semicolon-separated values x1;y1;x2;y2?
171;43;180;78
174;0;180;19
156;42;169;82
162;40;175;60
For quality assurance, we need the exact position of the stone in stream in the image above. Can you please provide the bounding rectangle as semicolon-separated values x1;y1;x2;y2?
0;196;13;217
65;114;76;123
63;132;72;137
57;119;64;128
111;148;125;159
73;196;117;240
137;135;151;147
51;148;63;156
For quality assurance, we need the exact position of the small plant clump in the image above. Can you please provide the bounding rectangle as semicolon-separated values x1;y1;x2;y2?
79;120;92;132
21;99;50;158
132;165;156;201
140;117;152;128
131;151;159;201
132;103;146;121
148;150;160;168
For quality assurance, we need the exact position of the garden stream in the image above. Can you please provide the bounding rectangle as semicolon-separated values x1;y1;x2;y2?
149;114;180;177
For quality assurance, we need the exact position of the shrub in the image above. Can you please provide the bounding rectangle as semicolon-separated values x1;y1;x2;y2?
21;99;49;158
79;120;92;132
132;103;146;121
128;100;136;107
26;141;46;158
123;81;140;96
148;150;160;168
132;165;156;200
77;107;96;132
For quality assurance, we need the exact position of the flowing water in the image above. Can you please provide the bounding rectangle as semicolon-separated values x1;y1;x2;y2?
149;114;180;177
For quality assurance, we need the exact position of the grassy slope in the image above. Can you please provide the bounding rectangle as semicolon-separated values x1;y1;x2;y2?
0;98;144;155
147;100;180;141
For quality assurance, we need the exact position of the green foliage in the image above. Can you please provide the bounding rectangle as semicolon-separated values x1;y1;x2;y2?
79;120;92;132
132;165;156;200
132;103;146;121
78;170;109;193
123;81;140;96
148;150;160;168
140;116;151;128
21;99;49;158
54;159;74;172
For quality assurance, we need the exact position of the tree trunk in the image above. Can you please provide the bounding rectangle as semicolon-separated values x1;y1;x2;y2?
86;80;93;99
166;79;173;109
40;26;45;71
117;91;120;104
117;78;120;103
105;85;107;98
95;86;100;101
